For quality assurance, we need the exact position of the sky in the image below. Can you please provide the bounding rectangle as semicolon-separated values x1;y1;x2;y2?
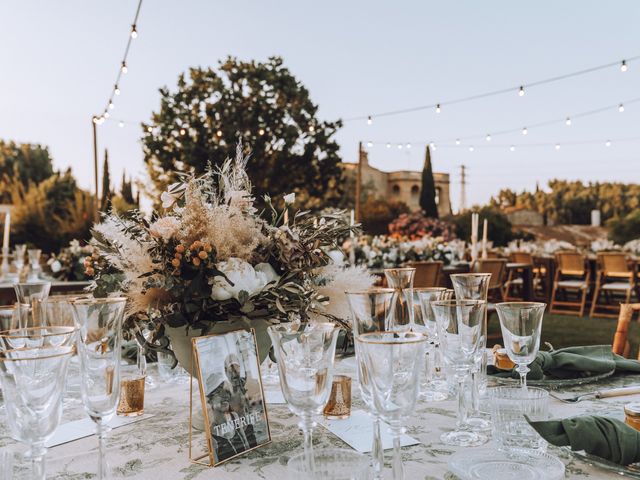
1;1;639;212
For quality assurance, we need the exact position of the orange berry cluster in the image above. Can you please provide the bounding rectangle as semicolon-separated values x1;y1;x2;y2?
83;251;100;276
172;241;212;269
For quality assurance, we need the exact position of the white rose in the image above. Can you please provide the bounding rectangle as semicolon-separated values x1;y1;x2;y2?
210;258;277;301
283;192;295;205
255;262;280;286
50;260;62;273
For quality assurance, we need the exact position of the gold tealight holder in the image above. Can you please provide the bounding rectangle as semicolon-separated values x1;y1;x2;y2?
323;375;351;420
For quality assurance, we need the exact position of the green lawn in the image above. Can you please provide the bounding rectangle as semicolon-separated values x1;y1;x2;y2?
487;312;639;356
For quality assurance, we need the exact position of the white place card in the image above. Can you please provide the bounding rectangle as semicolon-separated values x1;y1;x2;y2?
45;414;154;448
321;409;419;453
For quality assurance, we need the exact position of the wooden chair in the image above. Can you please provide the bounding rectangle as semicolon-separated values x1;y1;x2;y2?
590;252;637;318
612;303;640;359
407;261;443;288
472;258;507;303
549;251;589;317
504;252;534;300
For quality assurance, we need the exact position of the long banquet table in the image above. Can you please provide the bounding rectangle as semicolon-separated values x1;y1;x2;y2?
1;359;639;479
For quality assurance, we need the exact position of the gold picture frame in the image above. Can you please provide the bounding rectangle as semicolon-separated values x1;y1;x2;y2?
189;328;271;467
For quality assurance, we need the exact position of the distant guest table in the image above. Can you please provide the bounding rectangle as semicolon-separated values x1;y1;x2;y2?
1;360;638;479
0;280;90;304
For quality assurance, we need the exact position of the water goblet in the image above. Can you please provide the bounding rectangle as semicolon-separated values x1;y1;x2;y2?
14;281;51;305
384;267;415;331
268;322;340;474
495;302;546;388
450;273;491;431
14;244;26;272
0;305;18;331
346;288;395;478
0;334;76;479
27;249;43;281
70;297;127;480
356;331;427;480
432;299;488;446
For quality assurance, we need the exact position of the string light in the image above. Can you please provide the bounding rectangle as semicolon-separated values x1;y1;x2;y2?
518;86;525;97
367;116;372;125
469;146;474;152
406;143;411;149
429;142;435;148
606;140;611;147
485;134;491;142
104;112;110;119
619;103;625;112
386;143;391;149
522;127;528;135
455;139;461;145
114;85;120;96
436;103;441;114
432;144;437;151
397;143;403;149
366;141;372;147
565;117;571;126
109;101;115;110
510;145;515;152
621;60;628;72
130;25;138;39
555;144;561;150
118;121;124;128
121;61;128;74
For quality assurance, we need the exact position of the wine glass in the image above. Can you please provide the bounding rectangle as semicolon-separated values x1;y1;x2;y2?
450;273;491;431
0;305;18;331
356;331;426;480
0;328;77;480
495;302;546;388
384;267;415;331
27;249;43;281
14;244;26;275
346;288;395;479
14;282;51;305
432;299;487;447
268;322;340;474
70;297;127;480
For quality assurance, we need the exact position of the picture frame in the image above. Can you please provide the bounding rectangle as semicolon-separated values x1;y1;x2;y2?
189;328;271;467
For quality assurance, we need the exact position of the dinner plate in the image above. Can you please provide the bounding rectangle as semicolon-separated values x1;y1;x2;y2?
563;448;640;479
448;447;565;480
493;368;615;389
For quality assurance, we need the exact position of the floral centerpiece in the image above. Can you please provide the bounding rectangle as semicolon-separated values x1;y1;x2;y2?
47;239;95;281
87;146;374;368
387;212;455;241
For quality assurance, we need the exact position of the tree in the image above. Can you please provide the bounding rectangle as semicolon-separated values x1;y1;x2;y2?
121;171;135;205
100;149;112;212
419;146;438;218
360;197;410;235
453;206;515;247
141;56;344;209
0;140;54;188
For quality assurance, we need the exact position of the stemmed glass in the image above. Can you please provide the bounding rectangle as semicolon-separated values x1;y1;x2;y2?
268;322;340;473
356;331;426;480
384;268;415;331
27;249;43;281
432;299;487;447
70;297;127;480
450;273;491;431
346;288;395;479
0;327;77;480
495;302;546;388
14;244;26;275
14;281;51;305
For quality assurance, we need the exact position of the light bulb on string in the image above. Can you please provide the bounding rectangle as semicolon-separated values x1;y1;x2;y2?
92;116;99;125
118;121;124;128
606;140;611;147
565;117;571;126
121;62;128;74
618;103;625;113
436;104;441;114
509;145;515;152
621;60;628;72
485;134;491;142
522;127;528;135
455;139;461;145
468;146;474;152
555;144;561;150
397;144;403;150
432;144;437;151
114;85;120;96
386;143;391;149
518;86;525;97
131;25;138;39
406;143;411;149
366;141;372;148
104;112;110;119
429;142;435;149
109;102;115;110
367;116;372;125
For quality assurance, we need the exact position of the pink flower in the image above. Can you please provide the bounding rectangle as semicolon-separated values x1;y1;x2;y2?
149;216;180;240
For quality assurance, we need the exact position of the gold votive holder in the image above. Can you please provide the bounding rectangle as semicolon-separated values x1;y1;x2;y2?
624;403;640;431
117;365;146;417
323;375;351;419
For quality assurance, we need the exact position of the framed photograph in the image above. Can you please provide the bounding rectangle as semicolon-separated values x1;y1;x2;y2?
189;328;271;467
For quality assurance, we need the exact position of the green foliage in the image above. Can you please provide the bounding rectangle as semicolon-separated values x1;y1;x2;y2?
142;56;344;210
359;196;410;235
100;149;112;212
490;180;640;225
453;206;514;247
419;146;438;218
0;140;54;194
607;211;640;244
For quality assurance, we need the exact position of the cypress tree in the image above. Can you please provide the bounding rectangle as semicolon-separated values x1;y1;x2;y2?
419;146;439;218
100;149;112;212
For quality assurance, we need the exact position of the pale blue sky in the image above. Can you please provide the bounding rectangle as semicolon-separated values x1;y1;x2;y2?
1;1;639;210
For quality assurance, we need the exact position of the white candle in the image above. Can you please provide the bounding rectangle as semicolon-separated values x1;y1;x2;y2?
350;209;355;238
2;212;10;251
482;219;488;245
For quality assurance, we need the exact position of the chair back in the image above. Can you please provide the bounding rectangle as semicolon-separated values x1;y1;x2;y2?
555;251;586;276
598;252;632;278
612;303;640;359
509;251;533;265
473;259;507;289
407;261;443;288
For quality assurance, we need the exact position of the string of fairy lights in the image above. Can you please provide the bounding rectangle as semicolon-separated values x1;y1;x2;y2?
92;0;143;125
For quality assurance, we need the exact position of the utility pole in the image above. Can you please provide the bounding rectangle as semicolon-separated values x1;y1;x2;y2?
459;165;467;213
355;141;363;222
92;116;100;223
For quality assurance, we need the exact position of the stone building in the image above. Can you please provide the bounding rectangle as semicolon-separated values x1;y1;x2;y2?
341;150;452;217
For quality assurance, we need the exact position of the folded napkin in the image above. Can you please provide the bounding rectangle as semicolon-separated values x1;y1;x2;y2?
528;415;640;465
488;345;640;380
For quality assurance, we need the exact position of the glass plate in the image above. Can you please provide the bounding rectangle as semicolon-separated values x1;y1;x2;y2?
494;369;614;389
563;447;640;479
448;447;565;480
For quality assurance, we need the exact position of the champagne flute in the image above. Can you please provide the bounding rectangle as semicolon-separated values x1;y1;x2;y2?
495;302;546;388
70;297;127;480
384;268;415;331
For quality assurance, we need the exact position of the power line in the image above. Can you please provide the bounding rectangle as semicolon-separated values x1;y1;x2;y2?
348;54;639;122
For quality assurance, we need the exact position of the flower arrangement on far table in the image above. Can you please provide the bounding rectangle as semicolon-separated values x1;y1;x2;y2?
388;212;455;241
47;239;95;281
87;145;374;363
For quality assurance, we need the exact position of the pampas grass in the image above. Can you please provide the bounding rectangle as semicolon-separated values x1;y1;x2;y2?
311;264;375;322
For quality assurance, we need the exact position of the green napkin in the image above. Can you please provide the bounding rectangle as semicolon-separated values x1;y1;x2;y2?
528;415;640;465
488;345;640;380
